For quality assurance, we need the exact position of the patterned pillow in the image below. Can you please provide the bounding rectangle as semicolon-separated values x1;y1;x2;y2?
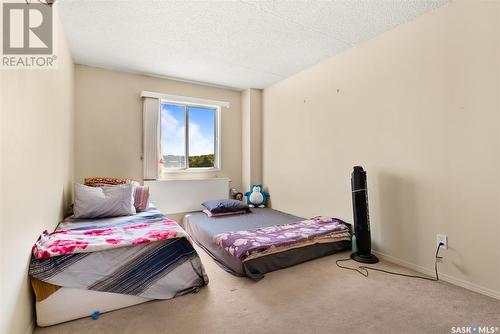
84;177;139;187
84;177;148;212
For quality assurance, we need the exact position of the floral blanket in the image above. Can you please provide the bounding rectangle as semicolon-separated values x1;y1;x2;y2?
214;216;351;261
29;206;208;305
32;219;186;259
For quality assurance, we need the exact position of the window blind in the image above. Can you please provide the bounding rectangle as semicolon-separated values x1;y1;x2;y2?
142;97;161;180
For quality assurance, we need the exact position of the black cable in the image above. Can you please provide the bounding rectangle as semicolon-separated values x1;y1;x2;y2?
336;243;444;281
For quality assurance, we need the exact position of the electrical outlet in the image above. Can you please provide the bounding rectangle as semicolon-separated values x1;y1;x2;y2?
437;234;447;249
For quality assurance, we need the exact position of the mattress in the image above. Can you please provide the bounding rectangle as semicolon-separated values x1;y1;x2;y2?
32;204;208;326
183;208;351;280
36;287;150;327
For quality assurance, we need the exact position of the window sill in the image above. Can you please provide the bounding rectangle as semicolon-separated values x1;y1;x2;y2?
161;168;221;174
154;175;230;182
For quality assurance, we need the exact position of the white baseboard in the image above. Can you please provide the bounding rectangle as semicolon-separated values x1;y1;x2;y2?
372;250;500;301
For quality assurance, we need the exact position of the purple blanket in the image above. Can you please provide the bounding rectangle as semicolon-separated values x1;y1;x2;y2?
214;216;350;261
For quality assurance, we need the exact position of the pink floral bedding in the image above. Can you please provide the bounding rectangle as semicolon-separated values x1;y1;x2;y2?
32;219;186;259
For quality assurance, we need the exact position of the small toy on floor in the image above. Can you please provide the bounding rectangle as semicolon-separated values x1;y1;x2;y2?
245;184;269;208
91;310;100;320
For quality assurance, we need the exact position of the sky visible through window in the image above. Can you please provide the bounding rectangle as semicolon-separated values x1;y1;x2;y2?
189;106;215;156
161;103;215;168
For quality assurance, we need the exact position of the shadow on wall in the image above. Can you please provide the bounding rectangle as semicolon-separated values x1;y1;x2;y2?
60;185;71;219
376;172;419;261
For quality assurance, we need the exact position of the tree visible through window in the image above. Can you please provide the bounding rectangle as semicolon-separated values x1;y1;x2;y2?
160;102;218;170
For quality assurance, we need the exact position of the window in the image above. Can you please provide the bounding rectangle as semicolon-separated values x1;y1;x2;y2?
160;101;220;171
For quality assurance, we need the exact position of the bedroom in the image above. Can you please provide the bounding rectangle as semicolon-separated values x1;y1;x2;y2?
1;0;499;333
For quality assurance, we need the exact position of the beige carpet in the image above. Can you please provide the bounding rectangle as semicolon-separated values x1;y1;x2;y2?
35;247;500;334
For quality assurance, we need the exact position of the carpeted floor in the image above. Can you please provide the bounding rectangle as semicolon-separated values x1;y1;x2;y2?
35;247;500;334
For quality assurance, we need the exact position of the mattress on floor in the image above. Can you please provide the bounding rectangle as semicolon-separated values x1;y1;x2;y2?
183;208;351;280
36;287;151;327
31;204;208;326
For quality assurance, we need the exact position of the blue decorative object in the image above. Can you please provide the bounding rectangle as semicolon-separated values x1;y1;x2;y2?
91;311;100;320
351;234;358;253
244;184;269;208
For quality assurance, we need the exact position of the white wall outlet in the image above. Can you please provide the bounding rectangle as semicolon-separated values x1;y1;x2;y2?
437;234;447;249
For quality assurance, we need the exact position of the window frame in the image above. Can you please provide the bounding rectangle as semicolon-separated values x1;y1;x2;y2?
160;99;221;173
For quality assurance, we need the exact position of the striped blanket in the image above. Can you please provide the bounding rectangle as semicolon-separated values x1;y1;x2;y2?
29;206;208;300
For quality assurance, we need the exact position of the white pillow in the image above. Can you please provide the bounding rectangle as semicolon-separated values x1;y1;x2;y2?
73;183;136;219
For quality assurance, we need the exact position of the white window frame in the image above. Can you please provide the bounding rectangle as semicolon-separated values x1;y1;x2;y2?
160;99;221;173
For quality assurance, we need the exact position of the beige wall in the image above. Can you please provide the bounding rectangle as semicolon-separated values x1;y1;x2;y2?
263;1;500;297
241;88;262;192
0;8;75;334
75;66;242;190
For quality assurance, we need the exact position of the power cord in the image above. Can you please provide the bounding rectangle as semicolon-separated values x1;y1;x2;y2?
336;242;444;281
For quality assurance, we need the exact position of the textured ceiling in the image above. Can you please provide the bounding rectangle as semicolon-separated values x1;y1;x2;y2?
57;0;447;90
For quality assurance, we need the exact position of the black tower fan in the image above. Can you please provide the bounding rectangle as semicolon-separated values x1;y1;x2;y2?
351;166;379;264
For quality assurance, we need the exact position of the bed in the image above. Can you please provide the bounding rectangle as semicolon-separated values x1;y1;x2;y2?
183;208;351;281
29;205;209;327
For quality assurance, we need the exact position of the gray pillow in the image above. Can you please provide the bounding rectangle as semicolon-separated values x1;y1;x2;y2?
202;199;249;214
74;183;136;219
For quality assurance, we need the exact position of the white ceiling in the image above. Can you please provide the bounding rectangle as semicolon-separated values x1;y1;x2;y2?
57;0;447;90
